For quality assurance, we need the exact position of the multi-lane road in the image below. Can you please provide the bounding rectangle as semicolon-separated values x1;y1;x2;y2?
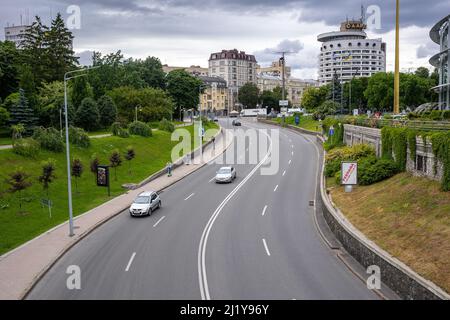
28;118;384;300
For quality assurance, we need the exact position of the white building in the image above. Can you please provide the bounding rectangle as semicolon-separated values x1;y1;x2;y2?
317;19;386;85
4;25;29;48
208;49;257;107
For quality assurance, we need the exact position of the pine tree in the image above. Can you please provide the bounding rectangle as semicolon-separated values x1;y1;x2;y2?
75;97;100;131
46;13;79;81
71;76;90;111
9;89;37;135
97;95;118;127
21;16;50;84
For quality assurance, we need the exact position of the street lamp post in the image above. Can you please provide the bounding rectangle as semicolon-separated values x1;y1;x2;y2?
135;105;142;122
394;0;400;114
64;66;99;236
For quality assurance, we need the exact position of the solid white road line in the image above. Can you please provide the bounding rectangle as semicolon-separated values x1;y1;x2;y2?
184;193;195;201
209;177;216;183
261;205;268;216
262;239;271;256
282;170;286;176
274;185;279;192
125;252;136;272
289;160;292;165
198;125;273;300
153;216;166;228
291;151;294;156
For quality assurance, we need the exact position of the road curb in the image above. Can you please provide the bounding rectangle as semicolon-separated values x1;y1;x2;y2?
18;124;232;300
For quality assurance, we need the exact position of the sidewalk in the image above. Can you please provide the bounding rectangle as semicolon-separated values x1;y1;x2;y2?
0;127;233;300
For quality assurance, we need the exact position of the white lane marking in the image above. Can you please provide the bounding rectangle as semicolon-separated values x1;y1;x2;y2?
198;126;273;300
274;185;279;192
261;205;268;216
289;160;292;165
262;239;271;256
184;193;195;201
209;177;216;183
291;151;294;156
153;216;166;228
282;170;286;176
125;252;136;272
291;144;294;149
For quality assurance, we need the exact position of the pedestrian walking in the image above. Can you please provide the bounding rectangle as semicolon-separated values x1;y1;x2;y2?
212;136;216;150
166;161;173;177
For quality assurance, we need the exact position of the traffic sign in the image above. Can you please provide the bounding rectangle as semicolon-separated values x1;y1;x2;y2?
294;115;300;126
279;100;289;107
341;162;358;185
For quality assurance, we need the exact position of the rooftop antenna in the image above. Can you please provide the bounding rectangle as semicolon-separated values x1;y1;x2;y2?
361;4;366;23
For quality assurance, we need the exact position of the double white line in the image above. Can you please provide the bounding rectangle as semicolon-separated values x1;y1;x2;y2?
197;128;273;300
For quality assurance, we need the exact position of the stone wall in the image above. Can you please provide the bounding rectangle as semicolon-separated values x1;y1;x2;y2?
343;124;443;181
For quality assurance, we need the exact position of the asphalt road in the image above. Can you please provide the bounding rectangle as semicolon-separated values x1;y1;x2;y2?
28;118;380;300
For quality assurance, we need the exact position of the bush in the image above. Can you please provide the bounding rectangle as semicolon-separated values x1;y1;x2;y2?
33;127;64;152
111;122;122;136
158;118;175;132
69;126;91;148
358;158;399;186
117;128;130;138
12;138;40;158
313;100;338;120
325;144;375;177
128;121;152;137
442;110;450;120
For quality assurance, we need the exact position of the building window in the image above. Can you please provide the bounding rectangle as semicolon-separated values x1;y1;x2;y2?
416;155;427;173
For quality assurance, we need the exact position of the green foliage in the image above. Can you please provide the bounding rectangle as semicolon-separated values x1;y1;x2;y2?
238;82;260;109
69;126;91;148
97;95;117;127
33;127;64;152
302;85;329;111
109;149;122;181
125;146;136;175
0;41;20;100
323;118;344;151
89;154;100;183
381;127;407;171
128;121;152;137
71;158;83;192
358;157;399;186
12;138;40;158
36;81;66;128
313;100;338;121
75;97;100;131
107;86;173;122
71;76;91;111
430;132;450;191
0;106;9;127
158;118;175;132
111;122;123;136
165;69;203;116
9;89;37;134
407;130;418;164
38;159;56;195
325;144;375;177
11;124;25;140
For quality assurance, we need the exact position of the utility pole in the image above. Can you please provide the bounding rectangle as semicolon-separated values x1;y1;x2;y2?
394;0;400;114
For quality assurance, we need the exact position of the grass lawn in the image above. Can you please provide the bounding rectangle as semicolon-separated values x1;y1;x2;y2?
0;137;12;146
273;115;320;132
0;122;218;255
327;173;450;293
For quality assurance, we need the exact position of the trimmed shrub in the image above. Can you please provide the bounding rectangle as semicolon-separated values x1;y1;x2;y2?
33;127;64;152
358;158;399;186
158;118;175;132
12;138;40;158
69;126;91;148
117;128;130;138
128;121;152;137
111;122;122;136
325;144;376;177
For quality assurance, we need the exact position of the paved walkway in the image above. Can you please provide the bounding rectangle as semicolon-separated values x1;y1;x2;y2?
0;127;233;299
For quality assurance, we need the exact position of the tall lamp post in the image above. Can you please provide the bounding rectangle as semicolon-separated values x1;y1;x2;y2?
394;0;400;114
64;66;99;236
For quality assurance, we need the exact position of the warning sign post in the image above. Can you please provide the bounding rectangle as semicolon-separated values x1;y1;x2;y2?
341;162;357;193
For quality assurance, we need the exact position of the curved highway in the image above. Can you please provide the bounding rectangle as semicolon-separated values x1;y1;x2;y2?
28;118;381;300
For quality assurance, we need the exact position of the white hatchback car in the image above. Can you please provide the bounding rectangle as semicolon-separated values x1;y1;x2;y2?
215;167;236;183
129;191;161;217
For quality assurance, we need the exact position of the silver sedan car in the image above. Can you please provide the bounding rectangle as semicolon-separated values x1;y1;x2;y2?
215;167;236;183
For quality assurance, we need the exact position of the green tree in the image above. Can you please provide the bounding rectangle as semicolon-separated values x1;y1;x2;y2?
18;64;37;108
109;149;122;181
75;97;100;131
21;16;50;84
414;67;430;79
71;76;91;111
5;168;32;210
46;13;79;81
38;159;56;197
97;95;117;127
0;41;20;99
37;81;66;128
364;72;394;111
343;77;368;110
9;89;37;134
260;90;279;111
138;56;166;89
71;158;83;193
238;82;260;109
302;85;329;111
0;106;9;127
166;69;202;118
89;51;124;99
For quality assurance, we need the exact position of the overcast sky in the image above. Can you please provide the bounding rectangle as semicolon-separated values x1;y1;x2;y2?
1;0;448;79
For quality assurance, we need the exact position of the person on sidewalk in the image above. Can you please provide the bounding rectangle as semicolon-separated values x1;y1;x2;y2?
212;136;216;150
166;161;173;177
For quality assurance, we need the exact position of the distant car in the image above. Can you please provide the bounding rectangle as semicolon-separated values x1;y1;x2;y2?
215;167;236;183
129;191;161;217
213;117;219;122
232;119;241;126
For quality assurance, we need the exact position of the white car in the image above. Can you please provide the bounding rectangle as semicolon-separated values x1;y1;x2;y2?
129;191;161;217
215;167;236;183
